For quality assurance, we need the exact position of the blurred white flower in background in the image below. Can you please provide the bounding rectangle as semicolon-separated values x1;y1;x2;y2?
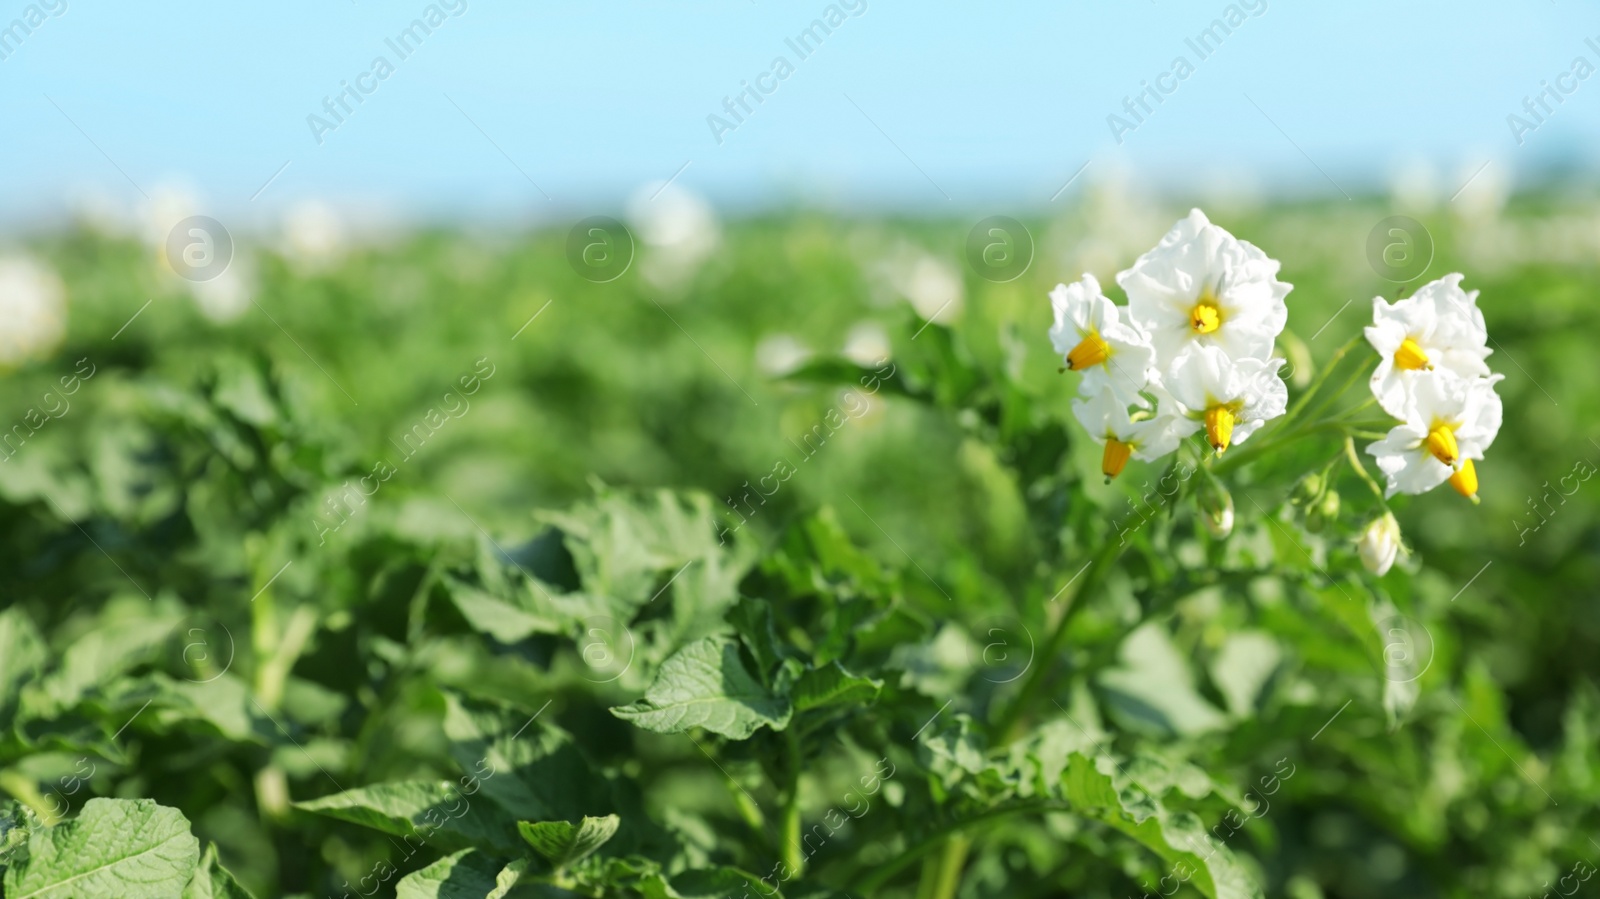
282;200;348;270
1387;158;1441;213
70;187;135;238
189;253;255;324
874;241;963;326
1450;158;1509;225
0;256;67;368
141;183;202;250
627;183;721;293
1062;170;1168;283
754;333;811;377
842;321;890;366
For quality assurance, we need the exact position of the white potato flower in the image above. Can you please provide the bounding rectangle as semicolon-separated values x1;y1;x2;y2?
0;256;67;369
1049;274;1156;408
1071;384;1183;481
1366;370;1502;501
1164;345;1288;453
1364;274;1491;418
1357;513;1403;576
1116;208;1291;367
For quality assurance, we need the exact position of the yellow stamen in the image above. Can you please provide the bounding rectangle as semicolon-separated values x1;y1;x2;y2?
1449;457;1479;503
1102;438;1133;481
1204;405;1236;453
1189;296;1223;334
1425;422;1459;467
1066;330;1111;370
1394;337;1431;371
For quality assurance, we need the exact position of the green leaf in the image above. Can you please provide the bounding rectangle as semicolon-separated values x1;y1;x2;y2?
30;598;181;714
0;608;46;718
668;865;788;897
611;635;791;739
442;694;609;824
1210;631;1282;718
395;849;504;899
1060;753;1262;899
516;814;620;866
487;858;530;899
182;844;255;899
727;597;785;686
444;578;566;644
538;486;758;638
294;780;522;854
3;798;200;899
1097;623;1228;737
792;661;882;713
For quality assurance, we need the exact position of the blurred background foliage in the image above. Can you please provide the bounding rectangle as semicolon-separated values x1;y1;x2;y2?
0;182;1597;898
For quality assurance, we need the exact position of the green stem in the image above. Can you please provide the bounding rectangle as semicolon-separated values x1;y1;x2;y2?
994;534;1126;744
1344;435;1392;511
859;801;1071;895
1301;353;1378;427
1216;337;1374;475
922;835;971;899
780;729;804;878
716;764;766;838
1282;334;1363;429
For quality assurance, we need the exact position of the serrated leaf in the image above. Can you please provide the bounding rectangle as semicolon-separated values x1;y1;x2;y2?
4;798;200;899
1060;753;1263;899
295;780;522;854
793;661;882;713
517;814;620;866
611;636;790;739
538;487;758;639
182;844;255;899
918;714;991;795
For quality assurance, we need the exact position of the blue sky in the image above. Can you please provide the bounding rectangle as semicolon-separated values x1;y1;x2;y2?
1;0;1596;225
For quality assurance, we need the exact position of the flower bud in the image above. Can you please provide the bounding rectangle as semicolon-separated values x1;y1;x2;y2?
1198;478;1234;539
1291;473;1322;507
1358;513;1403;576
1318;490;1340;522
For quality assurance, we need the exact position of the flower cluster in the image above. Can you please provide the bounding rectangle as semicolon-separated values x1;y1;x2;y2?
1363;274;1502;503
1050;209;1291;480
